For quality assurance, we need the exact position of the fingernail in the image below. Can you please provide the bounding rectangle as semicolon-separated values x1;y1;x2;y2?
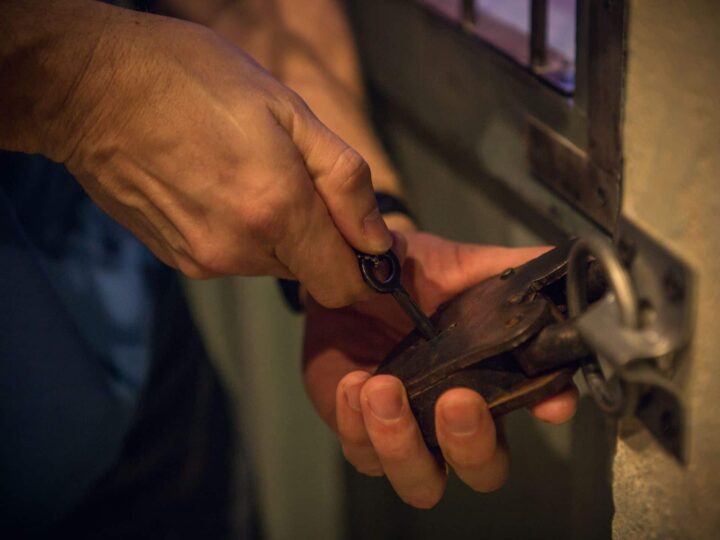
343;374;370;412
363;208;392;252
367;380;404;421
441;395;483;436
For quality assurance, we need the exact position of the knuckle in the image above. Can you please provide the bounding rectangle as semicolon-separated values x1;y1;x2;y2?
187;241;229;276
285;90;311;117
244;205;285;239
329;147;370;193
241;192;291;243
176;255;214;280
271;88;312;130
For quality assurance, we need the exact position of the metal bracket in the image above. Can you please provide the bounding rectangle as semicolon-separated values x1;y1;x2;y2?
568;218;693;462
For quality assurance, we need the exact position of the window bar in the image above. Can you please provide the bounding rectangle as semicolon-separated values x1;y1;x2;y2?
530;0;548;70
461;0;476;33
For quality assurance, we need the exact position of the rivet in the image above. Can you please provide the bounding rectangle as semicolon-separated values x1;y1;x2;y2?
500;268;515;280
505;314;524;328
596;186;608;208
508;293;523;304
617;237;637;267
664;270;684;303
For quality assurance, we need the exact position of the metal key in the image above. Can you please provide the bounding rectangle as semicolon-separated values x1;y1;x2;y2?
356;250;439;340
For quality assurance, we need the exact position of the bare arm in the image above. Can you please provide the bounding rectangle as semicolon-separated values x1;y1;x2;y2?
0;0;394;307
0;0;123;160
155;0;414;231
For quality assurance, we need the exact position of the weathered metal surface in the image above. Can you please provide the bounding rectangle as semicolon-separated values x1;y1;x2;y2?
587;0;627;179
514;319;590;377
376;244;585;448
567;223;693;462
530;0;549;70
351;0;626;237
527;117;620;232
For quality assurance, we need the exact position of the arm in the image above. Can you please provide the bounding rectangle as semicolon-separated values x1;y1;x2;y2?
0;0;393;307
155;0;414;232
0;0;115;160
153;2;579;508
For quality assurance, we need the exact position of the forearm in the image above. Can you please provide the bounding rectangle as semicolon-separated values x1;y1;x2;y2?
157;0;407;202
0;0;182;166
1;0;107;159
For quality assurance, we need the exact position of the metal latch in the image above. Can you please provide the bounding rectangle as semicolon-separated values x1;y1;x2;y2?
375;218;693;462
567;218;693;461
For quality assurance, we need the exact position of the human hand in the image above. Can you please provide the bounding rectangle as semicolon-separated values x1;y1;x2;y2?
303;232;579;507
54;7;390;307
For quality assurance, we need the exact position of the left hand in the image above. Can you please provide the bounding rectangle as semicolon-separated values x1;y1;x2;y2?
303;231;579;508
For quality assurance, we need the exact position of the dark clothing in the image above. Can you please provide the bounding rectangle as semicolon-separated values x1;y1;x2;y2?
55;274;257;539
0;151;255;538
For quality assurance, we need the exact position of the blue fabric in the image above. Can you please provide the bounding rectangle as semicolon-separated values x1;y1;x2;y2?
0;151;170;528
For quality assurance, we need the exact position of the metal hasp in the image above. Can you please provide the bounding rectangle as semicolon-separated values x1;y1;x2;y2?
375;229;693;461
568;219;694;462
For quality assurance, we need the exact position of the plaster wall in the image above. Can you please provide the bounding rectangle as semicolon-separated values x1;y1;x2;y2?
613;1;720;537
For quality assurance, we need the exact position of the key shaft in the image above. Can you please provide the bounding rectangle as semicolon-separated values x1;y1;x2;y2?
392;287;438;340
356;249;439;340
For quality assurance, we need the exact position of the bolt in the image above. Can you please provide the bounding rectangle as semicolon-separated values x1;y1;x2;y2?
596;186;608;208
505;314;524;328
661;409;679;440
617;236;636;267
638;298;657;327
500;268;514;280
664;269;685;303
507;293;524;305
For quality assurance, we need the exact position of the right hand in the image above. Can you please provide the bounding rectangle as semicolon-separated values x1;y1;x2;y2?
56;8;391;307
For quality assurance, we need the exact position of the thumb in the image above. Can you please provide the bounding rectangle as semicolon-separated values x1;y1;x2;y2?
280;100;393;255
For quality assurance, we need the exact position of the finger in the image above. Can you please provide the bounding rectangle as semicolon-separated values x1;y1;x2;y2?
263;121;374;308
360;375;447;508
435;388;510;493
286;103;392;255
529;384;579;424
336;371;384;476
282;189;374;307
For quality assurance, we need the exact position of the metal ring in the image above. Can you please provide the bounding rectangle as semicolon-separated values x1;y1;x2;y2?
356;250;401;294
567;234;640;416
567;235;639;327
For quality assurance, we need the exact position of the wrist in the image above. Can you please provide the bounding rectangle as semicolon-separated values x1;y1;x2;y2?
47;6;169;165
0;1;168;163
1;1;106;158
